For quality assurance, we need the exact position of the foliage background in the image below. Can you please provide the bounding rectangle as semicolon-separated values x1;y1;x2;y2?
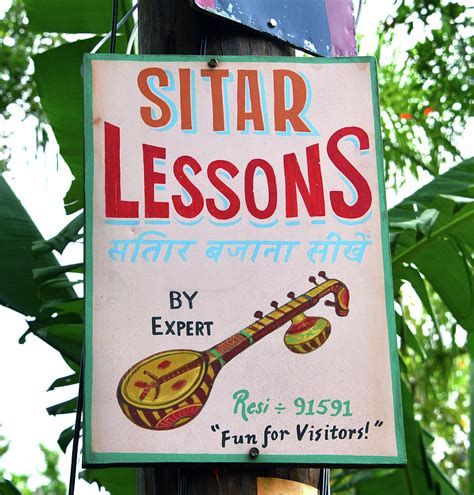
0;0;472;493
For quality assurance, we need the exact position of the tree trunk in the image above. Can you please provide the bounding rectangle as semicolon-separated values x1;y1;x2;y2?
137;1;321;493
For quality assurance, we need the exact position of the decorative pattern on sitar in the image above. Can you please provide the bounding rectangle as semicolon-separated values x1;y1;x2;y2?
117;273;350;430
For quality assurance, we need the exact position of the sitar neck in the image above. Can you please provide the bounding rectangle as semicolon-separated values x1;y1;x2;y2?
206;279;342;367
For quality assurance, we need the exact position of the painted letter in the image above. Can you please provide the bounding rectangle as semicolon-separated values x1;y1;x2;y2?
328;127;372;219
201;69;230;132
245;159;277;220
138;68;172;128
179;68;193;131
172;156;204;218
284;143;325;218
143;144;168;218
206;160;240;220
273;70;311;133
237;70;265;132
104;122;139;218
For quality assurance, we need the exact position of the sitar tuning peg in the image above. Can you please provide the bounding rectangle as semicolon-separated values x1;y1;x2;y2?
318;271;329;281
254;310;263;319
308;276;317;285
287;291;295;299
271;301;279;309
324;300;336;307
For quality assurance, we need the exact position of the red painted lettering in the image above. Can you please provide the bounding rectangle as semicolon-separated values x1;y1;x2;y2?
328;127;372;219
143;144;168;218
172;156;204;218
104;122;139;218
284;143;325;218
206;160;240;220
245;159;277;219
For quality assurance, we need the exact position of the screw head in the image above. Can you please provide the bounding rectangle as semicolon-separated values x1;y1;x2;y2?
249;447;260;459
267;18;277;28
208;58;219;68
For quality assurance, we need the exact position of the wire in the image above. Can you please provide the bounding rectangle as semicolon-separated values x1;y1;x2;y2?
319;468;331;495
356;0;364;28
70;3;141;493
91;3;138;54
110;0;119;53
67;352;84;495
126;20;138;54
199;36;207;56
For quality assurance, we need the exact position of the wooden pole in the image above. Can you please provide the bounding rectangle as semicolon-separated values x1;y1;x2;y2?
137;1;321;493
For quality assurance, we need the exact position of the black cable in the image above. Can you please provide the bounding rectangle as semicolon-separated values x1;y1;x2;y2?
68;351;85;495
110;0;119;53
319;468;331;495
69;3;137;493
355;0;364;28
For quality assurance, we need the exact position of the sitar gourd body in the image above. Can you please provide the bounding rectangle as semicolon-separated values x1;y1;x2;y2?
117;275;349;430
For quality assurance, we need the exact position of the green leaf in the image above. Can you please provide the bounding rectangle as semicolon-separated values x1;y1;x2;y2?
47;397;77;416
397;314;426;359
354;381;460;494
40;298;84;317
428;458;459;495
413;237;473;332
0;479;22;495
355;471;407;495
395;265;439;332
38;278;82;301
469;332;474;495
35;323;83;365
392;158;474;218
25;0;132;34
33;36;127;213
33;40;98;213
401;381;436;494
390;159;474;332
416;209;440;236
390;208;440;236
0;177;74;316
58;425;76;454
80;468;136;495
33;263;83;283
332;469;393;492
33;213;83;255
48;372;79;391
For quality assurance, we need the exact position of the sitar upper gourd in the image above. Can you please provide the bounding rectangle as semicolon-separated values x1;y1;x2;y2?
116;272;349;430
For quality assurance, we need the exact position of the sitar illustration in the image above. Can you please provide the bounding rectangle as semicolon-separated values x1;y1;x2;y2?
117;272;349;431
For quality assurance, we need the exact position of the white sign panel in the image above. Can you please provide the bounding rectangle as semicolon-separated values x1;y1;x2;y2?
84;54;405;465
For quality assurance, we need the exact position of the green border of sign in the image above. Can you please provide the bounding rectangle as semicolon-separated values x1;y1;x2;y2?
83;53;406;466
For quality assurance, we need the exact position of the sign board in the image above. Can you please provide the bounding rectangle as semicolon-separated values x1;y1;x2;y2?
84;54;405;465
192;0;357;57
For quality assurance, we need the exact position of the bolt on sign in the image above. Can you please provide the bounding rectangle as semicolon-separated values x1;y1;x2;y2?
83;54;406;465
